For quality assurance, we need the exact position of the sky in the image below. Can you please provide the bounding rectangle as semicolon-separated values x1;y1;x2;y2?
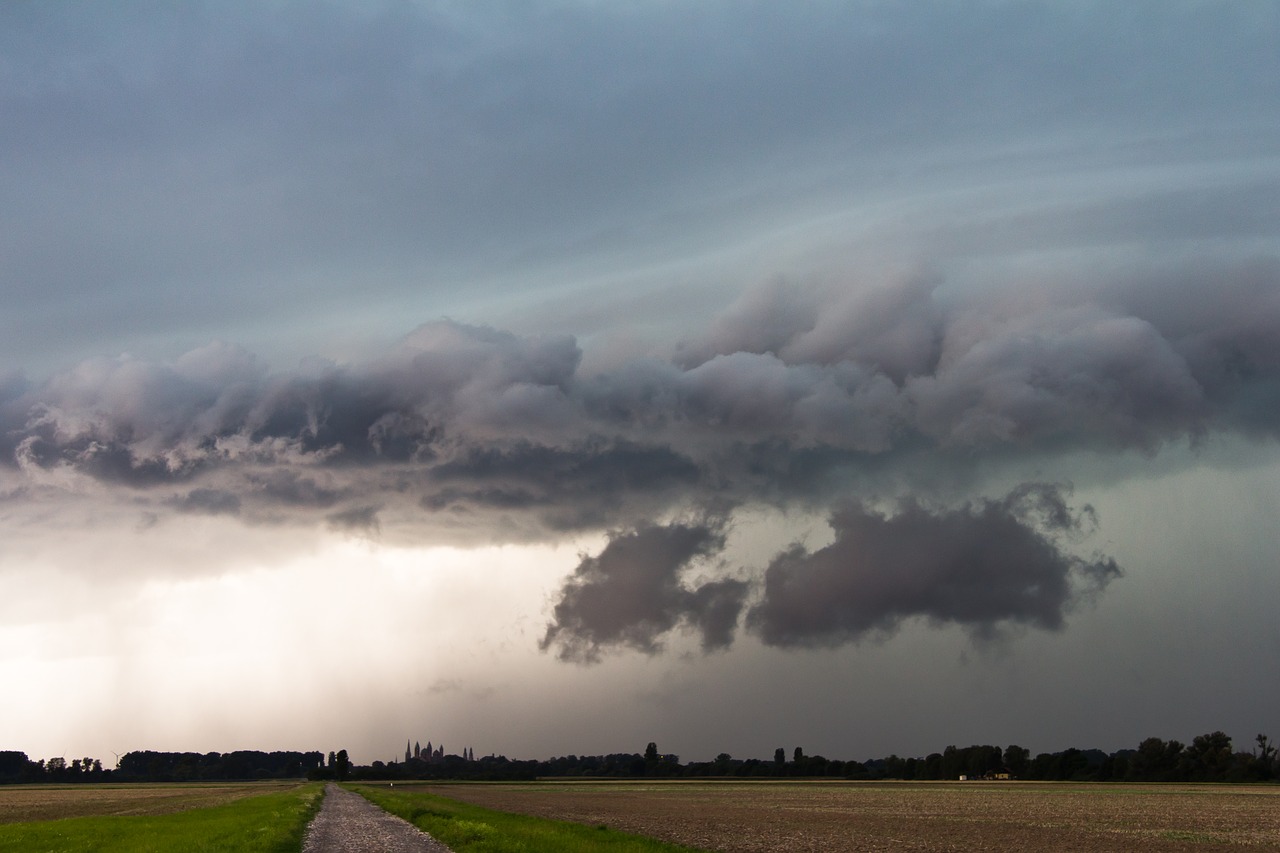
3;1;1279;768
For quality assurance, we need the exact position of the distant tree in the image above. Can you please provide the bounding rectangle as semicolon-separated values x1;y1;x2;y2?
1185;732;1232;782
941;746;962;779
1003;745;1030;778
0;751;28;783
1253;734;1276;780
334;750;351;781
1128;737;1184;781
773;748;786;768
644;742;659;762
793;746;804;763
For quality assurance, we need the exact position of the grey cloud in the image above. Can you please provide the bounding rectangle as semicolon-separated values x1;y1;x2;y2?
4;259;1280;539
327;504;381;534
423;440;701;532
746;484;1121;648
907;308;1209;449
1109;257;1280;436
4;3;1276;370
172;488;241;517
540;522;748;663
248;471;342;509
678;273;943;383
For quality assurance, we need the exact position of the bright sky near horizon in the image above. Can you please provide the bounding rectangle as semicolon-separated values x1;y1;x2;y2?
3;1;1279;767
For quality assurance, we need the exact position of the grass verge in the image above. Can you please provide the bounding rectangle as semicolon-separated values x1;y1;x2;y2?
0;782;324;853
350;784;708;853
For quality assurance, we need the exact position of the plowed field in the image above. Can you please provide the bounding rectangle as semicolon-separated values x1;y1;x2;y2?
401;780;1280;852
0;782;300;824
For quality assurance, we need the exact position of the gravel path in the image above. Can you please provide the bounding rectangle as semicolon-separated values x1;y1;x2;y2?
302;784;454;853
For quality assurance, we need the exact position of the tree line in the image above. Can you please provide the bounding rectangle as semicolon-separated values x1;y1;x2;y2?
345;732;1278;784
2;731;1275;785
0;749;327;783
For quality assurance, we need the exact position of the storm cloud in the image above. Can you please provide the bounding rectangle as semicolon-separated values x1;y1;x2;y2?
15;260;1270;658
540;521;748;663
4;259;1280;541
542;484;1118;660
746;485;1121;648
4;1;1278;766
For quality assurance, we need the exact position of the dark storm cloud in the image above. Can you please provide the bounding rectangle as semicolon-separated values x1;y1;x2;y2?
746;484;1121;648
541;485;1120;660
423;440;701;532
540;521;749;663
4;257;1280;535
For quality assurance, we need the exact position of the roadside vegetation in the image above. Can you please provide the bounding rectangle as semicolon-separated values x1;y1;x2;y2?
0;782;323;853
350;784;706;853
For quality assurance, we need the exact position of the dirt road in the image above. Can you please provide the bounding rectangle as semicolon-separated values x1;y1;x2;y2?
302;784;454;853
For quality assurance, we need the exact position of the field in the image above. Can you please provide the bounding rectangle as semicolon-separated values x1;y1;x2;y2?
396;779;1280;852
352;784;704;853
0;782;321;853
0;782;303;824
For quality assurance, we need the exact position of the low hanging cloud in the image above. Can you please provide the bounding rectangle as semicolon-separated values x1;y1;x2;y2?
746;484;1121;647
0;257;1273;661
541;485;1120;660
540;522;750;663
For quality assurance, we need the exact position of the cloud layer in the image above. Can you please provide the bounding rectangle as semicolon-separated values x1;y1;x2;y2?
4;257;1278;658
5;258;1278;535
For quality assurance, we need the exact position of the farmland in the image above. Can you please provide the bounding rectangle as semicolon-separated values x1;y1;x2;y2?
0;781;303;824
0;782;321;853
395;779;1280;852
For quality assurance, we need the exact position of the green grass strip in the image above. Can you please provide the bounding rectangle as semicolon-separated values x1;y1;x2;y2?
0;783;324;853
350;785;708;853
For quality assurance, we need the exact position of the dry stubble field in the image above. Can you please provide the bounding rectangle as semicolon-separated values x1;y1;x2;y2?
0;781;299;824
405;779;1280;852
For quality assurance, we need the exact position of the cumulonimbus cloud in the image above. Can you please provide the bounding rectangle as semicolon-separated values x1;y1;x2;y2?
1;256;1276;655
4;258;1278;534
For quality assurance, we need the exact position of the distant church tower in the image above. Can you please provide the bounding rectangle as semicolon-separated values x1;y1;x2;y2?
405;740;411;763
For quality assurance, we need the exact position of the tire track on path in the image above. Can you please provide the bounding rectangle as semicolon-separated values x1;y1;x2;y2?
302;784;454;853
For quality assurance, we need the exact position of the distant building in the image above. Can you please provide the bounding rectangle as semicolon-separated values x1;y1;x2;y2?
403;737;475;764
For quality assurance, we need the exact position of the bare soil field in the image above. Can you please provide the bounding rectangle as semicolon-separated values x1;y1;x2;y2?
0;781;300;824
403;779;1280;852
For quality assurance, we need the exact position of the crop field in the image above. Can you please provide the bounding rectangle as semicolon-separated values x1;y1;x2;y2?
399;779;1280;852
0;781;302;824
0;782;320;853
